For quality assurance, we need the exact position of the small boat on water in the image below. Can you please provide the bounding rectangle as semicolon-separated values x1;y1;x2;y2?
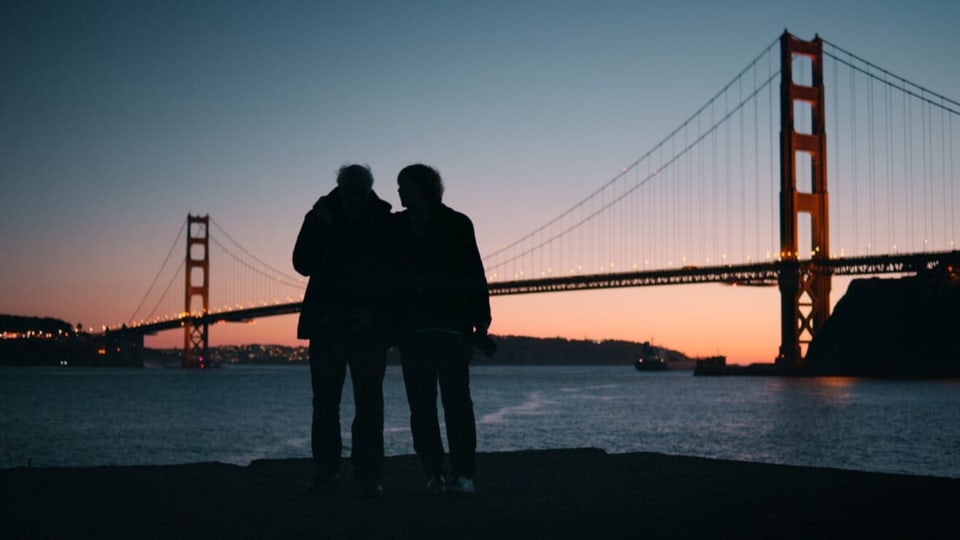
634;342;669;371
634;356;669;371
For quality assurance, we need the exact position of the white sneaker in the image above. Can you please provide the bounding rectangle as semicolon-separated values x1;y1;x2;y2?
445;474;475;495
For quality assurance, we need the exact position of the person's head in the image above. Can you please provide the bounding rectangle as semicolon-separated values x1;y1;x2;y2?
336;164;374;212
397;164;443;211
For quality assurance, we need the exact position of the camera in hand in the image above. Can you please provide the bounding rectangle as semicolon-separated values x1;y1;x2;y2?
473;333;497;357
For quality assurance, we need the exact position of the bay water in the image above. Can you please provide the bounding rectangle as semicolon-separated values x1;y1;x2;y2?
1;365;958;477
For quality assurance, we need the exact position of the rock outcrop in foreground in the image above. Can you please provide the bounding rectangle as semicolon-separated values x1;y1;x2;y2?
804;271;960;377
2;449;957;539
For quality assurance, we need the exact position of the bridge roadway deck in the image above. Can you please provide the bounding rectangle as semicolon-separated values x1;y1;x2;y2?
125;251;958;334
488;250;958;295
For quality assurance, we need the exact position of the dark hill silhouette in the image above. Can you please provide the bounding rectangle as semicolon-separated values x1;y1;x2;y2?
468;335;691;367
804;271;960;377
0;314;75;335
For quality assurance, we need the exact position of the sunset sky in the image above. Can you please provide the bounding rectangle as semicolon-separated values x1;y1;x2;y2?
2;0;958;363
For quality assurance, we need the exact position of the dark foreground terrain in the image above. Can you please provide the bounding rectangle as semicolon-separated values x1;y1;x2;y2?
2;449;956;539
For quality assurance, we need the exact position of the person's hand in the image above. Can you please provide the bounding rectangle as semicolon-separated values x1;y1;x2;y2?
474;319;491;336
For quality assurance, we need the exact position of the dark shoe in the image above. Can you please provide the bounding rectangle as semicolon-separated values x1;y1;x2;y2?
362;481;384;498
303;476;340;496
426;474;446;495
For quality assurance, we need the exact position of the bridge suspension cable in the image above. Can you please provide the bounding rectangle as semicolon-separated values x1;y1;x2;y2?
822;39;960;115
823;39;959;258
142;260;185;322
483;32;960;286
208;218;305;286
127;217;187;324
123;217;309;329
483;35;782;281
206;219;305;314
208;235;304;289
489;71;779;269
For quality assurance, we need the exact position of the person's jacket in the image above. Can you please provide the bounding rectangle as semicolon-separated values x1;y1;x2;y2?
392;203;491;336
293;187;393;343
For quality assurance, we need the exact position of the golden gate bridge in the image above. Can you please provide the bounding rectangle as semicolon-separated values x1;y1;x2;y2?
116;31;960;370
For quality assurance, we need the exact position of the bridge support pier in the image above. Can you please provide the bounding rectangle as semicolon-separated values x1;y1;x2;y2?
777;32;831;371
183;215;210;368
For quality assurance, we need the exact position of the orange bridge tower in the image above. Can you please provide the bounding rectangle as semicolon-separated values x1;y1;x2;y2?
777;31;831;370
183;214;210;368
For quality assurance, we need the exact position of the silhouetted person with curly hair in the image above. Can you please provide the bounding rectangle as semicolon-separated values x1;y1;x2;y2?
293;164;393;498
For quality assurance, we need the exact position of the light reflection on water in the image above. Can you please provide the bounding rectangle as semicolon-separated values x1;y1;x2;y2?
1;365;957;477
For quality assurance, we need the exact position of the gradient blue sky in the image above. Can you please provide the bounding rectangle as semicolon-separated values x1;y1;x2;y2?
2;0;958;362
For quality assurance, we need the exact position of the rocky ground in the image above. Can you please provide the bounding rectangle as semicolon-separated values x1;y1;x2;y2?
2;448;956;539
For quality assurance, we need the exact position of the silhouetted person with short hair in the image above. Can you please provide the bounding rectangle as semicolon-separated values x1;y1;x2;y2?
393;163;491;495
293;164;392;498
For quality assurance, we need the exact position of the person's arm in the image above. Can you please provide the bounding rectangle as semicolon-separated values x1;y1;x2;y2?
292;198;333;276
459;215;492;335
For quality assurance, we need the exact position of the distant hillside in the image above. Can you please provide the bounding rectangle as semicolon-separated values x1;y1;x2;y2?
144;336;692;367
1;312;694;368
469;335;690;366
0;315;75;335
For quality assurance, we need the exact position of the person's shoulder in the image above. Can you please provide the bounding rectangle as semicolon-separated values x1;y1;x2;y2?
438;204;473;226
368;191;392;214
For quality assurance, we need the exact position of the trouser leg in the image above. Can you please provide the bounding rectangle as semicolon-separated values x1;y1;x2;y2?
309;340;346;481
438;336;477;478
348;346;386;483
400;340;444;476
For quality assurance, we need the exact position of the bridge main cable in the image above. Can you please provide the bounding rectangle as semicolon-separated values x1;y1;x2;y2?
483;35;780;263
127;217;187;323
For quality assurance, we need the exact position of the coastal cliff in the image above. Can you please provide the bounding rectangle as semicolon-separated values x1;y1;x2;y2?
803;272;960;377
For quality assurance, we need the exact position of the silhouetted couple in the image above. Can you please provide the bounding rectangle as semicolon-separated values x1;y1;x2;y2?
292;163;491;498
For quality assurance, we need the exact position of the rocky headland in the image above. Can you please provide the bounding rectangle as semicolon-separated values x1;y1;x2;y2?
804;271;960;377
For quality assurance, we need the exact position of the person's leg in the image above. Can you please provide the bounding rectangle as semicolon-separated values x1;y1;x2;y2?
309;339;347;484
437;334;477;480
348;344;387;488
400;336;445;477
